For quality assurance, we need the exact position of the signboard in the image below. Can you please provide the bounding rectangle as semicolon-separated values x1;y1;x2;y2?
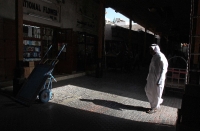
23;0;60;22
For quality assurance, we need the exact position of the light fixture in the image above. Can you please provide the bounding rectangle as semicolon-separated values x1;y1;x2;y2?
28;13;52;21
41;0;52;4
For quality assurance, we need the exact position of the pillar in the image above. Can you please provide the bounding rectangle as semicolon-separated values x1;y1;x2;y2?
129;18;132;50
13;0;24;96
96;0;105;78
16;0;23;62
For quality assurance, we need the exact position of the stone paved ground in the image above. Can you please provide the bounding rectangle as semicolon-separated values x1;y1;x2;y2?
0;68;182;131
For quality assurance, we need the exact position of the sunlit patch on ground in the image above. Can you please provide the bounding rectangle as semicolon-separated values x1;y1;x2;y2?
51;84;180;126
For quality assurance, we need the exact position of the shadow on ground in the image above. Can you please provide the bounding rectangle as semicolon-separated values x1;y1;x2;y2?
80;98;149;112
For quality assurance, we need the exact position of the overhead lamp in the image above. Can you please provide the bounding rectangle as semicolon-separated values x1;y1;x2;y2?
28;13;52;21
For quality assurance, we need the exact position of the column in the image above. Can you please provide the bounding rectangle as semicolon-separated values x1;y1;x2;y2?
96;0;105;78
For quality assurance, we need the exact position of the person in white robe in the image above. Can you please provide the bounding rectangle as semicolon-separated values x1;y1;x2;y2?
145;44;168;114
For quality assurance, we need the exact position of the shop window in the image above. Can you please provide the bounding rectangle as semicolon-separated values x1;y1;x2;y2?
23;24;54;62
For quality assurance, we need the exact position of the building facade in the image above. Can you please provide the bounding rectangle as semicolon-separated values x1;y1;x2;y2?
0;0;105;82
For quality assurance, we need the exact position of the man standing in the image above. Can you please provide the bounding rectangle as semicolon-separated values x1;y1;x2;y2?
145;44;168;114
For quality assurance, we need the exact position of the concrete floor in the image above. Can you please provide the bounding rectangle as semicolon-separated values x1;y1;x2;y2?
0;68;183;131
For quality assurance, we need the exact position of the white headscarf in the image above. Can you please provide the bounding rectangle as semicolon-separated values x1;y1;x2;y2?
150;44;160;53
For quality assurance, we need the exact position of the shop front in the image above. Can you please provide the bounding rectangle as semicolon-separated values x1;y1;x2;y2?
0;0;102;82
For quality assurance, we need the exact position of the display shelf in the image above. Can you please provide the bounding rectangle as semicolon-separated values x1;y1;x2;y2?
23;23;54;62
23;24;41;38
23;39;42;61
23;45;41;61
23;37;41;41
23;24;42;62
